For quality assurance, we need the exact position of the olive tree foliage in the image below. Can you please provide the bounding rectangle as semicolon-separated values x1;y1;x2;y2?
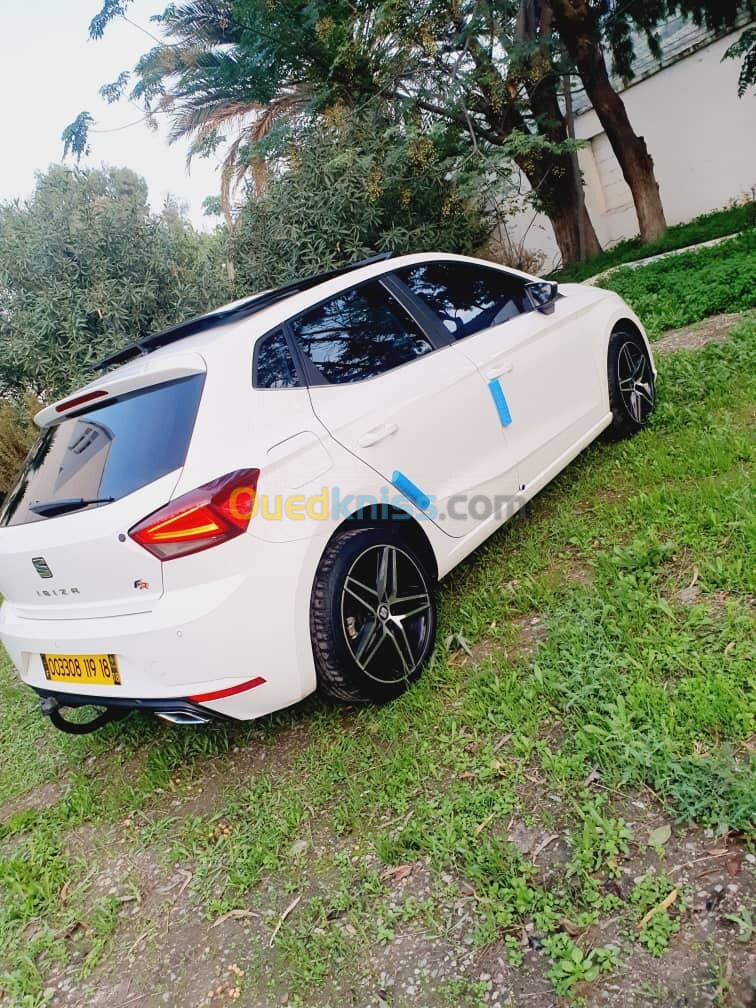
725;25;756;97
0;397;37;496
231;112;492;292
0;165;231;399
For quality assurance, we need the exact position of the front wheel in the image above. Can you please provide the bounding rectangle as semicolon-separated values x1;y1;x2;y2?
606;329;656;439
310;526;437;704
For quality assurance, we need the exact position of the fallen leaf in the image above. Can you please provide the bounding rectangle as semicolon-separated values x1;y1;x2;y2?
474;813;495;837
638;888;678;928
492;733;512;752
211;909;258;929
458;770;475;781
583;767;600;787
532;833;560;859
686;565;699;590
725;856;742;878
648;824;672;848
55;919;86;940
724;641;735;656
269;893;302;947
382;864;413;883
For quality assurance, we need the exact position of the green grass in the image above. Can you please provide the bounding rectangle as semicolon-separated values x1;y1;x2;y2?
0;318;754;1005
552;200;756;283
598;231;756;339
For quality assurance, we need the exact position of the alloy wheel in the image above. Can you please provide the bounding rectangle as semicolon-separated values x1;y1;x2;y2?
617;341;654;424
340;544;432;685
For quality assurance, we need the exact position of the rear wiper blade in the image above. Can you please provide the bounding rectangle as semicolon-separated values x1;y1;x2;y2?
29;497;115;518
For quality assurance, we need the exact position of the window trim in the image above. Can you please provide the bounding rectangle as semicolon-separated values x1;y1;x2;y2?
284;274;447;388
252;326;307;390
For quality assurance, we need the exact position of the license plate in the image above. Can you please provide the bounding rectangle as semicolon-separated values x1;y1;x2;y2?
41;653;121;687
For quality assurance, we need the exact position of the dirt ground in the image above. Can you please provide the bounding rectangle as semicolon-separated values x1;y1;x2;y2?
31;755;755;1008
652;313;749;355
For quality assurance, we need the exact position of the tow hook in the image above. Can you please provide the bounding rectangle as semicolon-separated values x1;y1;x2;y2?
39;695;131;735
40;696;60;718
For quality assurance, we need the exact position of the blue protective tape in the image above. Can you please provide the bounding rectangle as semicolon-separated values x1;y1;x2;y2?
391;471;431;511
488;379;512;427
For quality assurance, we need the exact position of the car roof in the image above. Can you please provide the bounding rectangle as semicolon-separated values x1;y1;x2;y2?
93;251;541;376
92;253;394;372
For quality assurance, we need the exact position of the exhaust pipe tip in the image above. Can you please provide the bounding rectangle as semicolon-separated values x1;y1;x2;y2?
155;710;211;726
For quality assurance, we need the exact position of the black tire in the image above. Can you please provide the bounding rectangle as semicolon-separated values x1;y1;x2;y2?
310;525;437;704
606;328;656;439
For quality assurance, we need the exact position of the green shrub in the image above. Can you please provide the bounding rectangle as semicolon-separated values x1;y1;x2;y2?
0;397;37;497
232;111;490;291
0;165;231;399
598;231;756;338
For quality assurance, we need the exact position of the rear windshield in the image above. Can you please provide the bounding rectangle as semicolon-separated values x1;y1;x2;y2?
0;375;204;527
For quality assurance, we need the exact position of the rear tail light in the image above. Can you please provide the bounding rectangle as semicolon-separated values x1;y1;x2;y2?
129;469;259;560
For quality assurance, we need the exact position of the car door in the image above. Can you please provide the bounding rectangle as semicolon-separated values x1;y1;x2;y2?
394;260;606;491
288;276;521;538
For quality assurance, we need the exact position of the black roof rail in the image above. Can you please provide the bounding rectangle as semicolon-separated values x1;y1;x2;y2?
92;251;394;372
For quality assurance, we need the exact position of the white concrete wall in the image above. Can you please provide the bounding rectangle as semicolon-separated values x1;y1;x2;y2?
503;27;756;271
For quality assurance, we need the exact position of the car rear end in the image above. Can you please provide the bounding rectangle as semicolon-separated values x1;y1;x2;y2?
0;346;314;731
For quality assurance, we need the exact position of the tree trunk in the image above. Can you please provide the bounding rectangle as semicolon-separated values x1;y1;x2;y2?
549;0;667;243
517;16;602;263
516;150;602;263
411;12;602;265
462;36;602;264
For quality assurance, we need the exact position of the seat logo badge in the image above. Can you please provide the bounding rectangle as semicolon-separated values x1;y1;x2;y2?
134;579;150;591
32;557;53;579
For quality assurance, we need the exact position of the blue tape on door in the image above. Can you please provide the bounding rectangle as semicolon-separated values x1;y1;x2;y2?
488;379;512;426
391;471;431;511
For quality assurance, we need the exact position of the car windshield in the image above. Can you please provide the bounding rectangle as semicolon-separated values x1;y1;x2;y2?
0;375;205;528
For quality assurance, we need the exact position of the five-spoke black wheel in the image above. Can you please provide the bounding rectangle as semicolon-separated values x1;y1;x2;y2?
606;329;656;438
311;526;436;703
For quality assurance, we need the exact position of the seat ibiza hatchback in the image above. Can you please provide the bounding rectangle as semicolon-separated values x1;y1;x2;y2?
0;252;656;733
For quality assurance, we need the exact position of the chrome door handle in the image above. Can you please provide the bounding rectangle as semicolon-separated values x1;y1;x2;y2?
358;423;399;448
485;359;514;380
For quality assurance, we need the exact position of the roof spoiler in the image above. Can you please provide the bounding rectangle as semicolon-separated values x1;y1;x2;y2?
91;252;394;372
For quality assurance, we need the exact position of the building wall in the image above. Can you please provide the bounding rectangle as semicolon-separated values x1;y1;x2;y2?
501;27;756;271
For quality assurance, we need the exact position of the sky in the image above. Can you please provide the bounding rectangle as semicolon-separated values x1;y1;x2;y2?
0;0;221;228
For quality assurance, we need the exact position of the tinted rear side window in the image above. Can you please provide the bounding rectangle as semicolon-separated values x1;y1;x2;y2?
290;280;433;384
0;375;204;527
397;262;528;341
254;329;301;388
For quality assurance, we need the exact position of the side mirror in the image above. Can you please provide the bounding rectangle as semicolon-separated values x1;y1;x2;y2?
525;281;559;314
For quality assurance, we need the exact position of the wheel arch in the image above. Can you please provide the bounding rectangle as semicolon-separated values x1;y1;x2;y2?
327;505;439;583
610;316;657;377
611;317;644;342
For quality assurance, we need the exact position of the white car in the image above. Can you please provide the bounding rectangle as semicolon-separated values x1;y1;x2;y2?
0;252;656;733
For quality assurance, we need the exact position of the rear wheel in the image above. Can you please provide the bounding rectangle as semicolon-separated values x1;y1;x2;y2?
311;526;436;704
606;329;655;439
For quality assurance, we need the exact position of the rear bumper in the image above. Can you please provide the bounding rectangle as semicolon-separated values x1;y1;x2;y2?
0;533;322;721
33;685;229;724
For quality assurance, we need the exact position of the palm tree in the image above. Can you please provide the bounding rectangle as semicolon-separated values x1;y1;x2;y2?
100;1;311;220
